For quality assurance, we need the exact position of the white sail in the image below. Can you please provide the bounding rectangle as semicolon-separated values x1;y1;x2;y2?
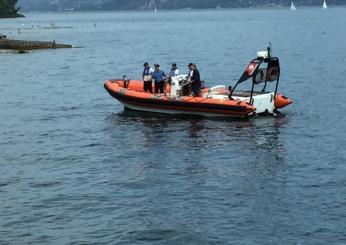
154;6;157;13
290;1;296;11
216;3;222;9
323;0;328;9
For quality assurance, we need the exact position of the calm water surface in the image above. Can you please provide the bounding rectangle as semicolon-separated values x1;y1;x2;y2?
1;8;346;245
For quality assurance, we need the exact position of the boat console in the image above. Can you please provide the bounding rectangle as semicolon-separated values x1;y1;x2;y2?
170;75;190;97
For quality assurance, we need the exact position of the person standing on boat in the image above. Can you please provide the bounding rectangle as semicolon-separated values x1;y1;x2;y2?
187;63;194;79
169;63;179;77
188;63;201;97
143;62;154;93
166;63;179;89
152;64;166;94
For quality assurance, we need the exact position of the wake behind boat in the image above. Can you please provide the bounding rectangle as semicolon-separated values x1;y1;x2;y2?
104;47;292;118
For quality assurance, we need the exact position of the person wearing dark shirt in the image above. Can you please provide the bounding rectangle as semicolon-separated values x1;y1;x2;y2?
188;63;201;97
142;62;154;93
152;64;166;94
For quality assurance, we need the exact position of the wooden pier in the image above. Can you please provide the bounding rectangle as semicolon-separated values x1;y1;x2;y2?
0;38;72;50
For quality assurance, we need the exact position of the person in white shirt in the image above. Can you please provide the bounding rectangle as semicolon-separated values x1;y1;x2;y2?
187;63;195;80
169;63;179;77
142;62;154;93
165;63;179;90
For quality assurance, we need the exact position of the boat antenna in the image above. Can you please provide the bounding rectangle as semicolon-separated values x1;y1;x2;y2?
267;42;272;59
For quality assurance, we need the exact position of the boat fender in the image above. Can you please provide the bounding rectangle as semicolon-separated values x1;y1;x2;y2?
274;94;293;109
119;88;127;94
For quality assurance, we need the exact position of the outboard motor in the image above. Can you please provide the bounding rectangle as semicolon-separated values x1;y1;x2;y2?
170;75;189;97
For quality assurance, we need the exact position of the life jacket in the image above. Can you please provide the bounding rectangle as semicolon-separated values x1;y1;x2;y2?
143;67;151;76
143;67;153;81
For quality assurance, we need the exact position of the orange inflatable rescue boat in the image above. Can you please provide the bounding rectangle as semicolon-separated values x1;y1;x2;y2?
105;47;292;118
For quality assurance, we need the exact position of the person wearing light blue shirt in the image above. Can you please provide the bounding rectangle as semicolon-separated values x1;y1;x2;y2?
152;64;166;94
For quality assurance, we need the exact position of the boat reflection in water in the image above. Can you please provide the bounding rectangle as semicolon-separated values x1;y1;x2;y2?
106;109;288;166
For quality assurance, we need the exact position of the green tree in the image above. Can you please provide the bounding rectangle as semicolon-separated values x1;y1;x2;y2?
0;0;23;18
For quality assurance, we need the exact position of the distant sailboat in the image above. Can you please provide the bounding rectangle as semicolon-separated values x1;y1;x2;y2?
216;3;222;9
322;0;328;9
154;6;157;13
290;1;296;11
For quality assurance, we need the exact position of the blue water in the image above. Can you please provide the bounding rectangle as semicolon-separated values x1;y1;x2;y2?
1;8;346;244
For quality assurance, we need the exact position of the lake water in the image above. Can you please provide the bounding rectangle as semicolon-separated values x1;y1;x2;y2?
1;7;346;245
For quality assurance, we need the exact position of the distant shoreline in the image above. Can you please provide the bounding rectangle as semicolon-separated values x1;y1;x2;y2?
18;5;346;15
18;2;346;13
